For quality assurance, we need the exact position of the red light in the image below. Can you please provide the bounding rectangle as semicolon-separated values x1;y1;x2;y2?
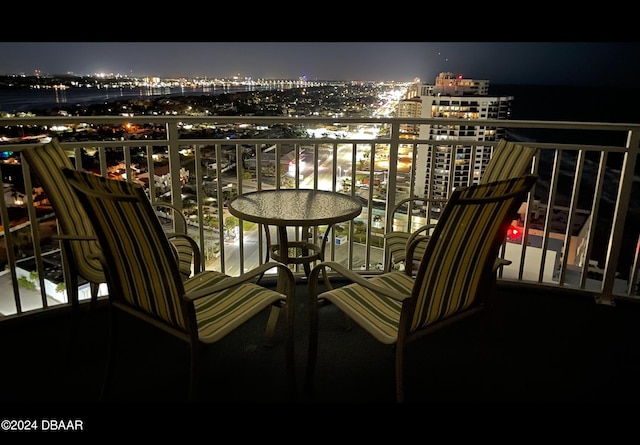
511;227;519;236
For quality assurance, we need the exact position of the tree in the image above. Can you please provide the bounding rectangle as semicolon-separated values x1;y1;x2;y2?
224;216;238;238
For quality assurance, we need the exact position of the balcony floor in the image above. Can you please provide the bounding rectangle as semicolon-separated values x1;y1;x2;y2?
2;276;640;415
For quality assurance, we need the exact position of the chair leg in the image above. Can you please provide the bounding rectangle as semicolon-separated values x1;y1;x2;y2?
89;282;100;309
264;265;293;346
303;262;311;277
315;270;351;331
264;305;281;346
384;251;393;273
59;243;77;305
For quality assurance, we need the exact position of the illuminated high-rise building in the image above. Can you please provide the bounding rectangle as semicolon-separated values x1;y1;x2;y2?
412;72;512;199
396;95;423;136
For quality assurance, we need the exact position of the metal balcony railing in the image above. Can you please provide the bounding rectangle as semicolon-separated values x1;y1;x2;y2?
1;115;639;319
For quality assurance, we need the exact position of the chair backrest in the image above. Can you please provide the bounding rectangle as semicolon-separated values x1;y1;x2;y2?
408;174;537;332
63;167;192;333
20;138;105;284
388;139;536;232
22;138;198;284
480;139;537;184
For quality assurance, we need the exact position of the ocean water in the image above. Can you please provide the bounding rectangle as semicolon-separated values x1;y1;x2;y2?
0;84;281;114
491;84;640;124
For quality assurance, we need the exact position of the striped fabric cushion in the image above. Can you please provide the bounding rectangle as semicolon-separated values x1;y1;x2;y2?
320;175;535;343
186;271;286;343
318;271;413;344
411;175;535;330
64;167;189;330
20;139;106;284
22;139;199;294
481;139;537;183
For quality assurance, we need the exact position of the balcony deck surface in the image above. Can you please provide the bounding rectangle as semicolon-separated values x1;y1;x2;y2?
2;277;639;425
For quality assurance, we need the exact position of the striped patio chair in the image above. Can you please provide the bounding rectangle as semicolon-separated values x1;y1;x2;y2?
306;174;538;402
384;139;538;273
63;167;296;401
20;138;202;308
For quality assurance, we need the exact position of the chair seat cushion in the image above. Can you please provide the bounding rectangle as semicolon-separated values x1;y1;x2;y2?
185;271;286;343
318;271;414;344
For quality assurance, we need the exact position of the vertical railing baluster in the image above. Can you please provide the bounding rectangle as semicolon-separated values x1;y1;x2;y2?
599;129;640;305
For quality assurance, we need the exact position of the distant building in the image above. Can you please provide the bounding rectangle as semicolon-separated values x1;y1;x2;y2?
411;72;513;199
396;96;423;136
432;71;490;96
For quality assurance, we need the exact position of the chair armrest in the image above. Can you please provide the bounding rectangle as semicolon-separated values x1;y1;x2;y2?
389;197;447;233
493;258;512;272
390;197;448;215
405;224;436;255
152;201;183;216
309;261;411;302
184;262;295;301
152;201;189;233
405;234;431;276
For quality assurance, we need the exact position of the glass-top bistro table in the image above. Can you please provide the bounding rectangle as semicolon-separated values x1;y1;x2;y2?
227;188;363;277
228;189;363;343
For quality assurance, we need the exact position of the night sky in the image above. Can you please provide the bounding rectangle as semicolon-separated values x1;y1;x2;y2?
0;41;638;87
